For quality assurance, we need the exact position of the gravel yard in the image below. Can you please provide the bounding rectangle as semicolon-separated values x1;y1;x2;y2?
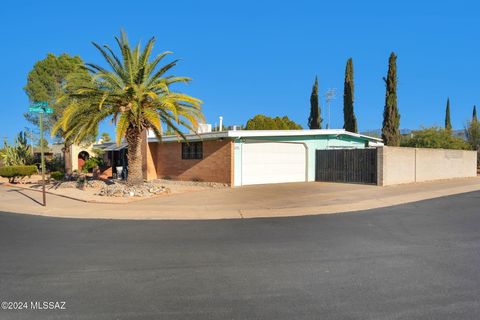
1;175;228;203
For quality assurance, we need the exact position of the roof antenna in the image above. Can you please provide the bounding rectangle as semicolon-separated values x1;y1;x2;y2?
325;88;336;129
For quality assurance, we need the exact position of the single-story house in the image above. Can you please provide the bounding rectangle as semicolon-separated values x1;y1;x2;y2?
64;140;128;176
92;141;128;179
144;129;384;186
33;143;64;163
66;128;476;186
65;143;102;173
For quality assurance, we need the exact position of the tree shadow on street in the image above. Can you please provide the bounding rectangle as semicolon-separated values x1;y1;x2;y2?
7;189;43;206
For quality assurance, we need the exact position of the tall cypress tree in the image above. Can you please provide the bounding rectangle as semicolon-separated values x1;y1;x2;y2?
308;76;322;129
381;52;400;146
473;105;478;122
343;58;358;133
445;98;452;132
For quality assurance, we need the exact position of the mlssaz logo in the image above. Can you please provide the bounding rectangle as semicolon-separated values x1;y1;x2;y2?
30;301;66;310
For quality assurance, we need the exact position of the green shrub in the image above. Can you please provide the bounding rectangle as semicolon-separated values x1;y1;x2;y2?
76;174;87;189
46;156;65;172
245;114;302;130
50;171;65;181
0;165;38;183
0;131;33;166
401;127;470;150
82;157;103;173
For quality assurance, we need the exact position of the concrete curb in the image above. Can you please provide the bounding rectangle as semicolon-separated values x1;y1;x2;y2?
0;183;168;205
1;178;479;220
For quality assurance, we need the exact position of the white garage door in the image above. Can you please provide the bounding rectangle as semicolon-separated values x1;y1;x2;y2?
241;142;307;185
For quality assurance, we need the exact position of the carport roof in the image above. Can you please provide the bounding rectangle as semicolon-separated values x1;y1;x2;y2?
148;129;383;143
93;142;128;151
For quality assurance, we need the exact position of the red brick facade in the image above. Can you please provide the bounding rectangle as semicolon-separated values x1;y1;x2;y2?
148;140;233;184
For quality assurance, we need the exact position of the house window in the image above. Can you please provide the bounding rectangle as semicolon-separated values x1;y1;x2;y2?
182;142;203;159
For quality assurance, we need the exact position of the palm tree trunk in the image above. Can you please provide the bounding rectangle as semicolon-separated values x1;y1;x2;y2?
125;126;143;186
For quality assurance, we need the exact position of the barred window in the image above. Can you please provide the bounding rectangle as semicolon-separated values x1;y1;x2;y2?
182;142;203;160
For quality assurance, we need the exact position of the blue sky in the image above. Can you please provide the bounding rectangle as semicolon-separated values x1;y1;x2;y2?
0;0;478;143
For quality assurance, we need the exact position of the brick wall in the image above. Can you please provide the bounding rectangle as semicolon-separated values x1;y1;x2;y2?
149;140;233;184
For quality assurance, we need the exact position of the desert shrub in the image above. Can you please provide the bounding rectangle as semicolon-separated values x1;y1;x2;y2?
0;131;33;166
0;165;38;183
465;119;480;150
82;157;103;173
50;171;65;181
401;127;470;150
76;174;87;189
46;156;65;172
465;120;480;168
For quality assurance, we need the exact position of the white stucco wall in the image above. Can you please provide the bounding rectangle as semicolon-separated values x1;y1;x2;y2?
69;144;97;172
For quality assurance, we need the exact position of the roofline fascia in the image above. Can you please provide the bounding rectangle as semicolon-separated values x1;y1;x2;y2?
147;129;383;143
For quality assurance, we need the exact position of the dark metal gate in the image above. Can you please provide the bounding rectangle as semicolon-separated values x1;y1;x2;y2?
315;149;377;184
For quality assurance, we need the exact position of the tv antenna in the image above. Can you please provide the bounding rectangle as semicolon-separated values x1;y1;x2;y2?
325;88;336;129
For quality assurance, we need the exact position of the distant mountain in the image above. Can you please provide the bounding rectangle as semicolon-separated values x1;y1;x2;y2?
452;130;466;140
361;128;412;138
360;129;381;138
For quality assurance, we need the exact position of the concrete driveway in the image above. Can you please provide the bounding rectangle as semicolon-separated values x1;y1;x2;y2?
1;177;480;219
1;191;479;319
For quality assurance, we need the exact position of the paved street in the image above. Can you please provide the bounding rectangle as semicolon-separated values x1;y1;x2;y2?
1;177;480;219
1;191;480;319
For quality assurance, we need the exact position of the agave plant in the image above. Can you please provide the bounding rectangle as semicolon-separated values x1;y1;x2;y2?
1;132;33;166
53;31;204;185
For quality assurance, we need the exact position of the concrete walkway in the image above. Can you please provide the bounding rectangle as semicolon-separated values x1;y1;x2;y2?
1;177;479;220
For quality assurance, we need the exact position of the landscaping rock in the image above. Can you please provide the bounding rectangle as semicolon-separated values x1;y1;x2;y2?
49;176;170;198
153;179;228;188
96;181;169;198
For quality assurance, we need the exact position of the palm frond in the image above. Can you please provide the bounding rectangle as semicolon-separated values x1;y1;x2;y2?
115;113;129;144
91;42;127;81
53;30;204;152
147;60;179;87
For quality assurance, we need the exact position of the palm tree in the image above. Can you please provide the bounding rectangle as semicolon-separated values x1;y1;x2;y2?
53;31;204;185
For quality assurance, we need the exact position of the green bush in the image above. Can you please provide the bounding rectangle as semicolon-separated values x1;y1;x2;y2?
0;131;33;166
0;165;38;183
50;171;65;181
82;157;103;173
401;127;470;150
46;156;65;172
245;114;302;130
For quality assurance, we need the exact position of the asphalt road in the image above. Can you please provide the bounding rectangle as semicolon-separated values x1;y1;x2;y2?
1;191;479;319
